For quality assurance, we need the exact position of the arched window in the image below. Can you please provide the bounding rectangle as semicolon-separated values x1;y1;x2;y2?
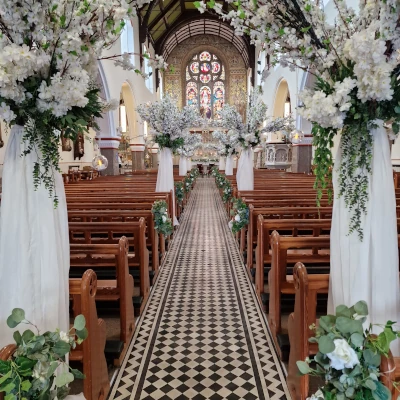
143;45;153;93
121;19;134;64
257;50;266;87
186;51;225;120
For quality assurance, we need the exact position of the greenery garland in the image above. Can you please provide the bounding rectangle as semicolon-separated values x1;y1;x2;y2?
151;200;173;236
0;308;87;400
175;182;184;205
222;182;233;204
183;176;192;194
229;198;249;235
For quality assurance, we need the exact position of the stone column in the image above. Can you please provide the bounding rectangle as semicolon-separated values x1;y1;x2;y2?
98;137;121;176
291;135;313;173
150;145;159;169
130;144;145;171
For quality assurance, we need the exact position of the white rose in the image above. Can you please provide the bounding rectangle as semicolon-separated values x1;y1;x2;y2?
162;216;167;223
307;389;324;400
228;220;233;230
327;339;359;370
59;331;70;343
235;214;241;222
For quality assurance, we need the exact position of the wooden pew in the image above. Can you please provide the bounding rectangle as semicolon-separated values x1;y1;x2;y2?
70;238;135;365
0;270;110;400
69;220;150;316
268;231;330;359
286;263;329;400
68;210;159;280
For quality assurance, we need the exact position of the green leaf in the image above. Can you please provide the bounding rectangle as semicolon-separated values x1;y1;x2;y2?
354;301;368;316
0;361;11;375
21;380;32;392
4;394;16;400
22;329;35;344
318;335;335;354
363;348;381;367
345;387;355;398
70;368;85;379
336;316;363;334
73;315;86;331
2;382;15;394
394;106;400;114
55;372;74;388
319;315;336;332
350;332;364;348
365;379;377;391
372;381;391;400
336;305;352;318
0;370;12;385
60;15;66;26
46;362;59;379
13;331;22;345
207;0;215;7
76;327;88;341
296;361;311;375
53;341;71;357
7;308;25;328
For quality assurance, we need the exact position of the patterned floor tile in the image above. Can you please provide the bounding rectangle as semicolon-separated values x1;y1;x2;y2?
109;178;290;400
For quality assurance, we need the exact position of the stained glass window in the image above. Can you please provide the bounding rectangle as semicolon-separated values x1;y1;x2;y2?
185;51;225;119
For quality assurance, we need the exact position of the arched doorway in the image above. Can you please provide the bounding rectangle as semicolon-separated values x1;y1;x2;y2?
273;79;291;118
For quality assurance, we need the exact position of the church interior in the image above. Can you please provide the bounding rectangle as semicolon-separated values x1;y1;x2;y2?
0;0;400;399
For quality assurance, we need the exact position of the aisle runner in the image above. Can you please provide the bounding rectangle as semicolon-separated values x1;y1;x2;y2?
109;178;290;400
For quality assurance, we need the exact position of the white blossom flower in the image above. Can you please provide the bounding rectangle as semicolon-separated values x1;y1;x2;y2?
235;214;241;222
59;331;70;343
327;339;360;370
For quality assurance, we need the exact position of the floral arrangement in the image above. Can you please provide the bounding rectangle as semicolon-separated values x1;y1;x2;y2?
214;90;268;151
175;182;185;205
0;0;166;204
211;167;220;177
229;198;249;234
137;96;202;152
177;133;203;158
215;173;227;189
196;0;400;238
212;131;238;157
0;308;87;400
262;116;296;139
298;301;400;400
222;182;233;204
183;176;193;194
151;201;173;236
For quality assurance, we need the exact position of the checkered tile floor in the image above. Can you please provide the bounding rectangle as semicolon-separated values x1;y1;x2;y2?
109;178;290;400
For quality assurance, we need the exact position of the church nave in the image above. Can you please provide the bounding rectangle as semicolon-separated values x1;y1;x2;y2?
109;178;289;400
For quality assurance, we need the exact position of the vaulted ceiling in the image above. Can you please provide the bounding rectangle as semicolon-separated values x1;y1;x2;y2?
138;0;255;69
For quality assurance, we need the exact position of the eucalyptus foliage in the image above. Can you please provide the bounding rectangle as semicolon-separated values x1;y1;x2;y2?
298;301;400;400
151;200;173;237
229;198;249;235
0;308;87;400
175;182;185;205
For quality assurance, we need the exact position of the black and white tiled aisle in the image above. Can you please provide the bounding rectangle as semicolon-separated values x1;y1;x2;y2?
109;178;290;400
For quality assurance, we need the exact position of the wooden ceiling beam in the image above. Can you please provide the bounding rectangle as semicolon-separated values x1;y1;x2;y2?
148;0;181;30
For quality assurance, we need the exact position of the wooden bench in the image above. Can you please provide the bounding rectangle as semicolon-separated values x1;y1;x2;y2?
69;220;149;316
70;237;135;365
68;210;159;280
0;270;110;400
268;232;330;359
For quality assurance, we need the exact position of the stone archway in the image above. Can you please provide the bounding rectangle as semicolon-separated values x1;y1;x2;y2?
273;79;290;118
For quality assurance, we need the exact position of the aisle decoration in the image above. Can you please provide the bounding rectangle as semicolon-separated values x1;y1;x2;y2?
137;97;201;225
175;182;185;206
214;91;267;189
0;309;87;400
197;0;400;337
222;182;233;204
297;301;399;400
151;201;173;237
178;133;203;176
212;131;238;176
229;198;249;235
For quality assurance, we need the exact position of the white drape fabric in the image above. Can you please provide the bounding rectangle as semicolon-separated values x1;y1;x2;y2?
236;148;254;190
156;147;179;226
219;157;226;171
0;125;70;348
187;158;192;172
328;120;400;355
225;155;234;176
179;156;187;176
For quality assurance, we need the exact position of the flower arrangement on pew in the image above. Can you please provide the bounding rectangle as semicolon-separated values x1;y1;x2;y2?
183;176;193;194
0;308;87;400
211;167;220;178
175;182;185;206
297;301;400;400
151;201;173;237
0;0;167;204
215;174;227;190
229;198;249;235
222;181;233;204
